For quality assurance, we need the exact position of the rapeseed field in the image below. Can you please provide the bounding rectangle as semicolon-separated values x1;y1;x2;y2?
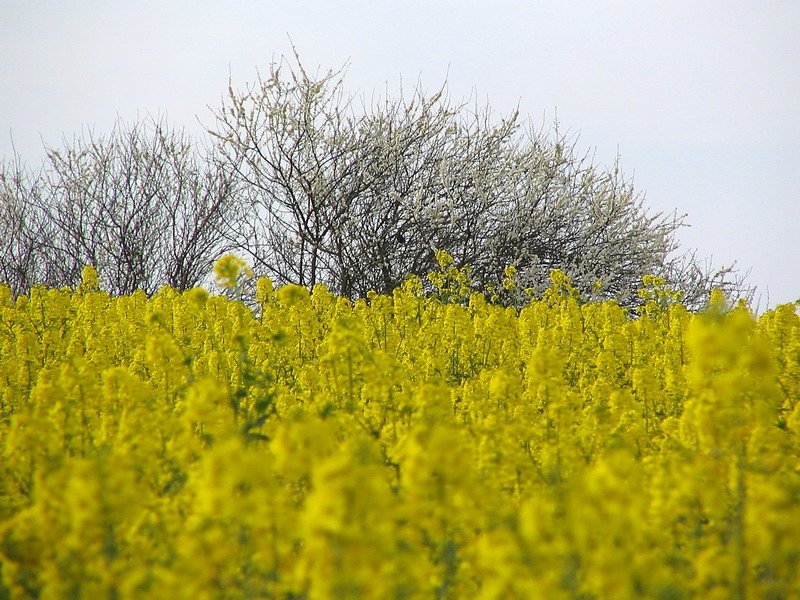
0;258;798;599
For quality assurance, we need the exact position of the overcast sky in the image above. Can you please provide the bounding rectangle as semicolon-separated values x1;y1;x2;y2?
2;1;799;308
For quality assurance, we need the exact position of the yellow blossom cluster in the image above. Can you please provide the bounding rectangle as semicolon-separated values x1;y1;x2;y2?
0;264;799;599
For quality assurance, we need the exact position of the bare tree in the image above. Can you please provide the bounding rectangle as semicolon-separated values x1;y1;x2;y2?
34;117;237;295
0;153;61;296
211;53;748;308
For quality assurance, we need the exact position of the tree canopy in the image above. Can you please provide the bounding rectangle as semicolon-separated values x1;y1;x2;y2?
1;54;749;309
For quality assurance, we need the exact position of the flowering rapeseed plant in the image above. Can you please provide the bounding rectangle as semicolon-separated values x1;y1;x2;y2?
0;266;798;598
213;253;254;290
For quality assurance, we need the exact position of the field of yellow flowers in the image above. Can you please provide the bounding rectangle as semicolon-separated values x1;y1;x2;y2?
0;258;799;599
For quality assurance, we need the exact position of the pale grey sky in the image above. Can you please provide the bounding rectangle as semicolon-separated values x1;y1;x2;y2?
2;1;799;308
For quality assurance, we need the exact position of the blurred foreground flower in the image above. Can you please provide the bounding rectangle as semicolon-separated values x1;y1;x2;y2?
213;254;253;289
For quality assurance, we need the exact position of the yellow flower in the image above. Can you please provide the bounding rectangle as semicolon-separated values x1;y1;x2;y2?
0;260;797;598
212;253;253;289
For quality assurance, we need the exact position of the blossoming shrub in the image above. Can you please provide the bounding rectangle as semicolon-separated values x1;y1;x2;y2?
0;267;798;599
